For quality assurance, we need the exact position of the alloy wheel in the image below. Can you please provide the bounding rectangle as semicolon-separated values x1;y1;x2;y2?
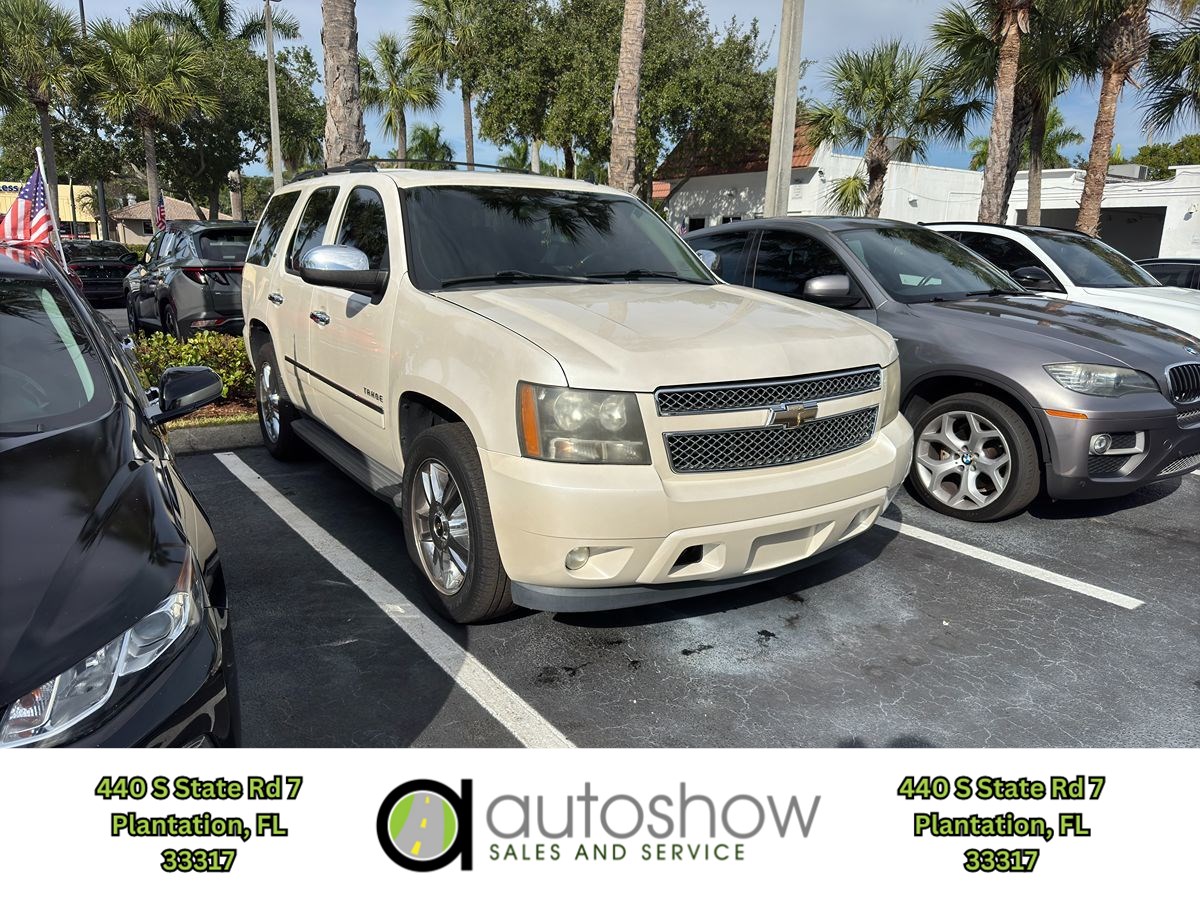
258;362;281;443
410;459;471;595
915;410;1012;511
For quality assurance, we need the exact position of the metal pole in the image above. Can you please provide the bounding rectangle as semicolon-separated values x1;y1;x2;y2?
69;176;78;238
763;0;805;219
77;0;85;31
265;0;284;190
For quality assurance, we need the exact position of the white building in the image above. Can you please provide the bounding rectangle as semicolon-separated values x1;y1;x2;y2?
1005;165;1200;260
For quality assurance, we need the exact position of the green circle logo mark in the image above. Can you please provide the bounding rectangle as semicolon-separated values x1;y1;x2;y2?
377;779;473;872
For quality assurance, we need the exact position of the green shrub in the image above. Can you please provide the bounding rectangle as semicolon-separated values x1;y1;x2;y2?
135;331;255;403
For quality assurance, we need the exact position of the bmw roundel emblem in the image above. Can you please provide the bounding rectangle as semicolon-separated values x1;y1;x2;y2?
1187;346;1198;356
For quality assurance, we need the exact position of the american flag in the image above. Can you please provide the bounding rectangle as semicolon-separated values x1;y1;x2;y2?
154;190;167;231
0;165;53;246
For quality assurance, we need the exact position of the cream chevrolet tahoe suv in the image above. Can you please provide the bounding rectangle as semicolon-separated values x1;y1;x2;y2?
241;166;913;622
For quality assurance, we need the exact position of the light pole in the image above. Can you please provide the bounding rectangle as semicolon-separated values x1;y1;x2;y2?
763;0;805;219
265;0;284;190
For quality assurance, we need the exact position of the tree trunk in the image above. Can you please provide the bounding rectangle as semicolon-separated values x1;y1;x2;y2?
999;92;1035;220
1076;67;1124;236
461;86;474;170
229;170;244;220
36;102;58;221
207;185;220;221
864;138;889;218
142;124;161;231
531;138;542;174
609;0;647;193
978;8;1024;224
1026;100;1048;226
563;144;576;180
321;0;366;166
397;106;408;163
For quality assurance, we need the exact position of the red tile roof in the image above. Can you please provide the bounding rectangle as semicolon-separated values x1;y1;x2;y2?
655;123;817;180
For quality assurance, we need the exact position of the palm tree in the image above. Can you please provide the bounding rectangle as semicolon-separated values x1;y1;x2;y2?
968;106;1085;169
609;0;647;193
1142;12;1200;137
0;0;78;219
360;32;440;163
496;138;531;171
976;1;1034;222
409;0;479;169
406;122;454;168
802;41;973;218
1075;0;1199;234
323;0;367;166
140;0;300;45
84;19;218;221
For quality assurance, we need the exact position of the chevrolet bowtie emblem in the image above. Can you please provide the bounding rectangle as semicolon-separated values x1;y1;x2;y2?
769;402;819;428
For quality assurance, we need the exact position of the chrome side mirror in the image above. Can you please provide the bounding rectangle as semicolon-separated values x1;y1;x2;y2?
299;245;389;297
695;248;720;275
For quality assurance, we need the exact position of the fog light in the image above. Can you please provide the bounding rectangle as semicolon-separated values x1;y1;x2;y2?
565;547;591;570
1090;434;1112;455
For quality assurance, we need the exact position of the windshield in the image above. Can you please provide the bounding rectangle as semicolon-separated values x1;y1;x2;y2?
1028;231;1158;288
840;225;1023;302
198;229;252;263
401;186;715;290
63;241;128;261
0;280;112;436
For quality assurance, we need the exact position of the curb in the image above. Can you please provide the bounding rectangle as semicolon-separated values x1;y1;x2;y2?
168;421;261;455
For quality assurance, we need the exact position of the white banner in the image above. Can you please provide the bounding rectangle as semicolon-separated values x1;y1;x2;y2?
2;749;1195;896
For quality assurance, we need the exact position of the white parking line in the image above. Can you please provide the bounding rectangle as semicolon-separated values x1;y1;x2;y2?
214;452;575;749
875;518;1145;611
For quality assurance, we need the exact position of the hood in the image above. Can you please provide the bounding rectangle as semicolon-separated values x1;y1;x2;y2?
435;282;897;390
1073;286;1200;339
0;407;186;704
910;293;1200;374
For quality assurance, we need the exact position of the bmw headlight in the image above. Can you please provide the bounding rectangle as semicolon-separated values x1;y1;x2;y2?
1044;363;1159;398
0;555;205;748
518;383;651;464
880;360;901;425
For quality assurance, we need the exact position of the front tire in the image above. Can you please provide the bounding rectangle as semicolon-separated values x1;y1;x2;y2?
906;392;1041;522
403;423;513;624
255;338;306;460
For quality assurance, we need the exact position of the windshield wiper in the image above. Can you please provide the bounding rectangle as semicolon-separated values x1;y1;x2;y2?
585;268;709;284
964;288;1011;297
439;270;604;288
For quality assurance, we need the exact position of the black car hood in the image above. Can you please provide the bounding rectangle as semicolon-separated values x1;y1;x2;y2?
910;293;1200;371
0;406;186;703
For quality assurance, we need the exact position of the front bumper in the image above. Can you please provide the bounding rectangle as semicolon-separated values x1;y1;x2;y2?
482;414;913;611
63;607;239;748
1042;406;1200;500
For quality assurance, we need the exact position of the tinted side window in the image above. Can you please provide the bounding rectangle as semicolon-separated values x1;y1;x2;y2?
956;233;1045;276
336;187;390;270
246;191;301;267
155;232;177;262
1143;263;1192;288
287;187;340;272
143;234;161;264
687;231;752;284
753;231;847;298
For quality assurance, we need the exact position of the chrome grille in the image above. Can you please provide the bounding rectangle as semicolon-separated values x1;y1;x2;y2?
1179;408;1200;428
655;367;881;416
1168;363;1200;404
665;407;878;473
1159;453;1200;477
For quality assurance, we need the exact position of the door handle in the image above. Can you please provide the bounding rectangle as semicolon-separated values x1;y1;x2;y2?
268;292;285;306
310;311;330;326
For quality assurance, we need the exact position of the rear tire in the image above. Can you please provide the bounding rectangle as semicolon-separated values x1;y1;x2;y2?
403;423;513;624
255;338;306;460
906;392;1041;522
162;301;187;341
126;292;142;337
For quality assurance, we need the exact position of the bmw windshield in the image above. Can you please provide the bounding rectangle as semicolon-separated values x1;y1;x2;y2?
400;185;715;291
840;224;1024;303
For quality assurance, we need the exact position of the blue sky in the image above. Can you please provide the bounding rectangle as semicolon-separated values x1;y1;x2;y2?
75;0;1171;173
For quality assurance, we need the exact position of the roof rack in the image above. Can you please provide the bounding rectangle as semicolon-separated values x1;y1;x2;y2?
286;157;542;184
919;220;1092;237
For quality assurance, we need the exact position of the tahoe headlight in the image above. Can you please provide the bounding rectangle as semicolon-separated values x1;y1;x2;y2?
880;360;901;425
1044;363;1159;397
0;555;205;748
518;382;651;464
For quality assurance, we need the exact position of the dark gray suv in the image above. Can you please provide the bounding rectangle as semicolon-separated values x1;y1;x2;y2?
687;218;1200;521
125;221;254;340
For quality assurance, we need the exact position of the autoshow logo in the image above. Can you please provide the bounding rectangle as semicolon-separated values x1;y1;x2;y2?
376;780;472;872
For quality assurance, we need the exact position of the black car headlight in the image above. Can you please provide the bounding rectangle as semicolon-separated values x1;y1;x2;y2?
0;555;205;748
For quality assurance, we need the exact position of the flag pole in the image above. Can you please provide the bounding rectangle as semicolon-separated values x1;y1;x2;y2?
35;145;68;264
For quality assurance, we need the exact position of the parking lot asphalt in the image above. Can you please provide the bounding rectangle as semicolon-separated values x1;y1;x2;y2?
177;445;1200;749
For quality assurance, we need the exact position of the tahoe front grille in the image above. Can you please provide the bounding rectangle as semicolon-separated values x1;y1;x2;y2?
1168;363;1200;404
665;407;878;473
655;366;881;416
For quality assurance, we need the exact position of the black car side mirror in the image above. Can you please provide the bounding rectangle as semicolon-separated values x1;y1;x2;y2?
1010;266;1057;292
802;274;862;309
149;366;223;426
299;245;389;298
121;252;138;265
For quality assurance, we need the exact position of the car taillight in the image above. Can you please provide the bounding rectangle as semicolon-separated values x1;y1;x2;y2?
182;267;240;285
